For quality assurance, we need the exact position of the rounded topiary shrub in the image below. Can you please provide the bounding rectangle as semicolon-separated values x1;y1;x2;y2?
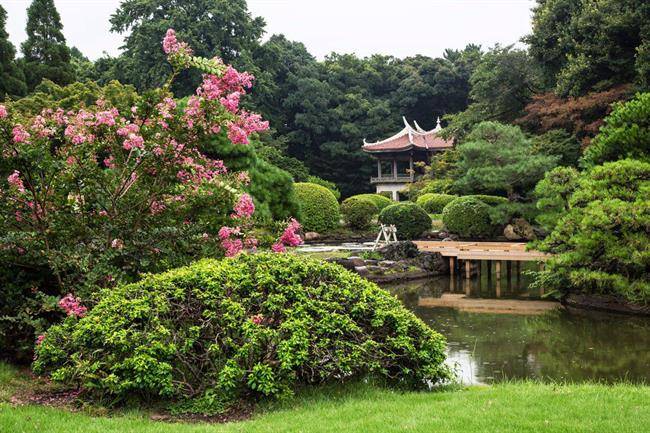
294;182;340;233
442;196;494;238
341;197;379;230
350;193;393;211
416;193;457;214
33;254;449;414
379;202;432;240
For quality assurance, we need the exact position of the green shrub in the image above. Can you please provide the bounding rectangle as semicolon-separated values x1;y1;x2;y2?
420;179;454;195
34;254;450;414
416;193;457;214
349;194;393;212
294;183;340;233
442;197;494;238
535;159;650;302
379;203;432;240
378;191;394;200
340;197;378;230
307;176;341;201
468;195;509;207
583;92;650;167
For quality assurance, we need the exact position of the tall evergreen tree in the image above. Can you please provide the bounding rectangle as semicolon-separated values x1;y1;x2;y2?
0;5;27;100
21;0;75;91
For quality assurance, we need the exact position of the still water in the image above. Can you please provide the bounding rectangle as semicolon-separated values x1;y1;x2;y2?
385;271;650;385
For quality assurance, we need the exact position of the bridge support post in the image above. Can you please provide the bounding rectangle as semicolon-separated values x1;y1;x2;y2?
495;261;502;298
465;260;471;280
449;257;455;277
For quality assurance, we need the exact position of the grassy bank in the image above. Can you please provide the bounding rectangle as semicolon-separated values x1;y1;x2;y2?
1;363;648;433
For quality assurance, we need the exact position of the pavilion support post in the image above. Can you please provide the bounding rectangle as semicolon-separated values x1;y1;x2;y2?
409;156;414;181
392;159;397;179
377;160;382;178
495;261;502;298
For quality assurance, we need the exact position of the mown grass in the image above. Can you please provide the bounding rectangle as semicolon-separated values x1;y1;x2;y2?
1;361;649;433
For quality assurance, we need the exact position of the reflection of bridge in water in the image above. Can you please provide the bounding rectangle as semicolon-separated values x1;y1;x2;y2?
414;241;551;296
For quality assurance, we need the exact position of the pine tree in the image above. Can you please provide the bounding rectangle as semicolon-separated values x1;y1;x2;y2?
0;5;27;100
21;0;75;91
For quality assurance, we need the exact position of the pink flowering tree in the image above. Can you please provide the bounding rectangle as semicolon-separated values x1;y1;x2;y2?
0;30;299;358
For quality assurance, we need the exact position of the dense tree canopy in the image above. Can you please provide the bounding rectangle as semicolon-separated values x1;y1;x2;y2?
526;0;650;96
20;0;74;91
0;5;27;100
109;0;265;96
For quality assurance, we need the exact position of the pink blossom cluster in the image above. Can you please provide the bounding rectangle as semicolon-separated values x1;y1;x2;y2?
7;170;25;193
162;29;193;56
12;125;30;144
0;104;7;118
58;294;87;317
226;111;269;145
251;314;264;325
95;108;119;127
219;226;243;257
36;334;46;345
150;200;166;215
232;193;255;219
272;219;303;253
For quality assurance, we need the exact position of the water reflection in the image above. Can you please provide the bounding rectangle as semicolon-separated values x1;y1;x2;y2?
387;277;650;384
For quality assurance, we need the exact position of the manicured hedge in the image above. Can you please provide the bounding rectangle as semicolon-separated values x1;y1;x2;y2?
379;202;432;240
341;197;379;230
442;196;494;238
416;193;457;214
349;194;393;211
34;254;450;414
294;182;340;233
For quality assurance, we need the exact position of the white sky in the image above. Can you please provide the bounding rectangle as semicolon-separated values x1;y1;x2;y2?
4;0;536;60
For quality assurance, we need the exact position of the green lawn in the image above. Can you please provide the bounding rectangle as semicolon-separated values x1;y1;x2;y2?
1;366;649;433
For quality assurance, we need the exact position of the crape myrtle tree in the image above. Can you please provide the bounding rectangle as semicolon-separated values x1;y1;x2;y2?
109;0;265;96
0;30;301;360
0;5;27;101
21;0;75;91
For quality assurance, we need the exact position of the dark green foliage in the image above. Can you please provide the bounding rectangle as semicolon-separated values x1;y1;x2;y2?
445;46;540;139
416;193;457;214
307;176;341;201
0;5;27;100
583;92;650;166
532;130;582;167
379;203;431;240
526;0;650;96
200;135;299;222
21;0;75;91
453;122;559;198
536;159;650;302
33;254;450;413
348;194;393;212
442;197;494;239
294;183;340;233
534;166;581;231
109;0;265;96
255;143;310;181
341;197;378;230
467;195;509;207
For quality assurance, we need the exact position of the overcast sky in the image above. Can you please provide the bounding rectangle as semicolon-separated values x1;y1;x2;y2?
4;0;536;60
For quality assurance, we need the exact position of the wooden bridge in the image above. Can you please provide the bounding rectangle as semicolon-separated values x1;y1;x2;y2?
414;241;550;290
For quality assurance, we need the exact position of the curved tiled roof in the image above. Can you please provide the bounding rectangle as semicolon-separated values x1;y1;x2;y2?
362;117;454;153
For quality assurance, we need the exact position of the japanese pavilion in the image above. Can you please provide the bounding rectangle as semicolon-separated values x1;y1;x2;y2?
362;117;454;200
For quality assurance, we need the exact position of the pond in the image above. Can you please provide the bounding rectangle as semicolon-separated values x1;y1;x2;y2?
384;271;650;385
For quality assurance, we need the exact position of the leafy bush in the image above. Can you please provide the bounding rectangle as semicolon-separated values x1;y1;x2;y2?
0;31;271;360
348;194;393;211
416;193;457;214
307;176;341;201
534;166;581;231
442;197;494;238
340;197;378;230
535;159;650;302
468;195;509;207
34;254;450;413
420;179;454;195
294;183;340;233
379;203;432;240
583;92;650;166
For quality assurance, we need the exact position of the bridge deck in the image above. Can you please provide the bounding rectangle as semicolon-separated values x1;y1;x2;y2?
414;241;549;262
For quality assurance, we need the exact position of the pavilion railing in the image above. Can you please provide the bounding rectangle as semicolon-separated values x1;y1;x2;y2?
370;174;414;183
